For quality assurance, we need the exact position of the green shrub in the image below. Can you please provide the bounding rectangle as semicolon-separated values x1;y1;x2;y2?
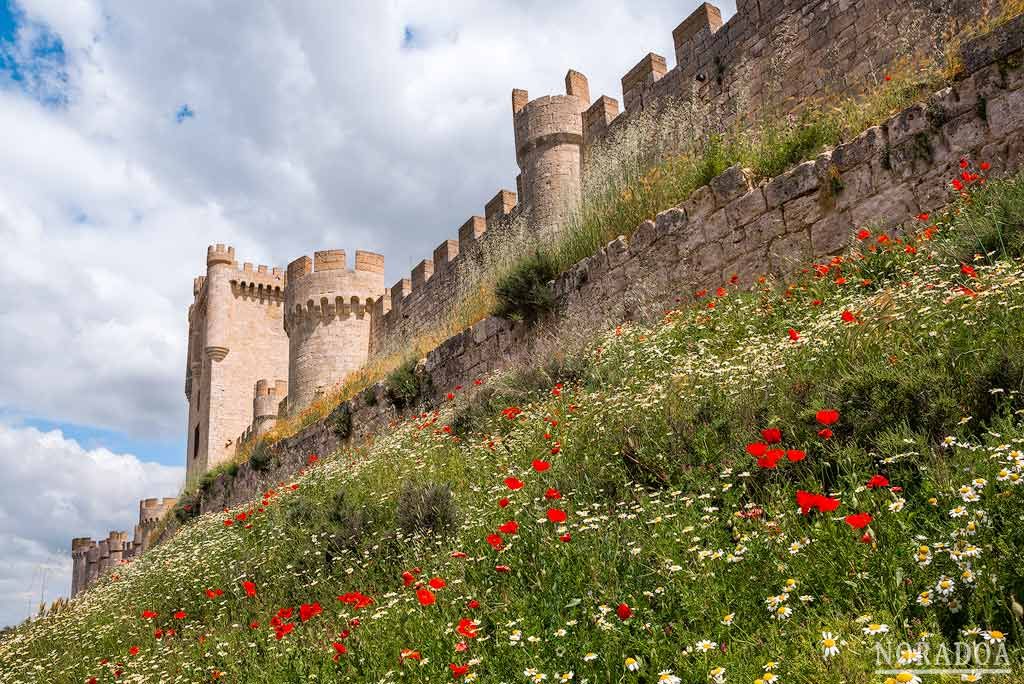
328;402;353;439
386;358;430;410
396;481;459;537
361;386;379;406
325;489;374;553
173;493;199;523
248;440;274;472
493;250;559;323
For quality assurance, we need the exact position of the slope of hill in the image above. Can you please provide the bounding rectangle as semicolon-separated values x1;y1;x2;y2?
4;166;1024;682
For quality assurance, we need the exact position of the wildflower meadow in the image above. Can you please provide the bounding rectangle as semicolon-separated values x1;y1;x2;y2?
3;165;1024;682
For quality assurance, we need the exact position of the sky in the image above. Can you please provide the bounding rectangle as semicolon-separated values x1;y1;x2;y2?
0;0;736;627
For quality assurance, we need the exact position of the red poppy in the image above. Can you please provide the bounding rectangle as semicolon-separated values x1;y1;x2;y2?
796;490;840;514
856;228;871;240
501;407;522;420
495;564;511;573
486;533;504;550
128;646;139;656
401;648;422;660
308;453;318;464
402;571;416;587
757;450;782;469
980;161;991;171
818;428;833;439
841;310;857;323
277;607;294;619
242;580;257;598
205;588;223;599
299;602;322;622
785;449;806;462
547;508;567;523
560;532;572;542
498;497;510;508
550;444;561;455
761;428;782;444
456;618;479;638
960;264;977;279
141;610;158;620
416;588;436;606
428;577;447;589
331;642;347;659
845;512;873;529
274;623;295;640
746;442;768;457
504;477;524;490
450;663;469;678
815;409;840;425
467;599;480;609
788;328;800;341
338;591;374;610
544;487;562;500
531;459;551;472
173;611;186;620
866;474;890;489
616;603;632;620
498;520;519;535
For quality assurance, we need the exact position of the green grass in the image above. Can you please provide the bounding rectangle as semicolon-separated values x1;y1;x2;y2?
4;171;1024;683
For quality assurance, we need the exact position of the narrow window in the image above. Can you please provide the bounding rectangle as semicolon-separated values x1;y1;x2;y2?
193;426;200;460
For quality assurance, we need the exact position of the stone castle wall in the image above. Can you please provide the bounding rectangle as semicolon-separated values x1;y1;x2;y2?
70;497;176;597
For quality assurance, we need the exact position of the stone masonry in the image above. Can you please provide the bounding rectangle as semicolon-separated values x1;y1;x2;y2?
70;498;176;597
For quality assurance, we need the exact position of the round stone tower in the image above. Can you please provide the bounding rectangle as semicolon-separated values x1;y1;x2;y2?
284;249;385;412
512;70;589;240
70;538;92;598
204;244;236;361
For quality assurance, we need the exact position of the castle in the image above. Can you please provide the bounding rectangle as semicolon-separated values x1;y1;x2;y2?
70;0;985;597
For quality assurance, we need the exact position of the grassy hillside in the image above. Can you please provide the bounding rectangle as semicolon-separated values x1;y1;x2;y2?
4;165;1024;683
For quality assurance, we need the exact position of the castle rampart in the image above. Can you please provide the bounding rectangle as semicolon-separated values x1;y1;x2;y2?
69;496;177;597
284;249;385;411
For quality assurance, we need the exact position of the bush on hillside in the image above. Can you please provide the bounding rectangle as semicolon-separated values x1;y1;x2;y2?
492;250;559;323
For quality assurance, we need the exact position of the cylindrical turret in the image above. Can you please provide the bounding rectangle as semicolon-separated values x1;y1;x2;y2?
204;244;236;361
284;249;385;412
513;70;588;240
96;538;110;574
85;543;100;588
107;531;128;566
70;537;92;598
253;379;287;435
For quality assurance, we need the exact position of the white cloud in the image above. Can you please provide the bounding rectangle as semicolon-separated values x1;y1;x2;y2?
0;423;182;627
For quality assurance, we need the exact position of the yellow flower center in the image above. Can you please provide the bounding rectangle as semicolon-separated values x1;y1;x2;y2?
896;674;914;683
990;630;1004;639
823;638;836;648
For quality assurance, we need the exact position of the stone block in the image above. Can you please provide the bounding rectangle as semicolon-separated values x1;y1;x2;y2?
710;165;753;206
703;207;730;243
849;183;919;230
810;210;853;257
782;193;824;231
680;184;715;220
987;89;1024;138
831;126;887;173
726;187;767;226
942;111;989;155
765;160;820;209
742;209;786;248
887;103;930;147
